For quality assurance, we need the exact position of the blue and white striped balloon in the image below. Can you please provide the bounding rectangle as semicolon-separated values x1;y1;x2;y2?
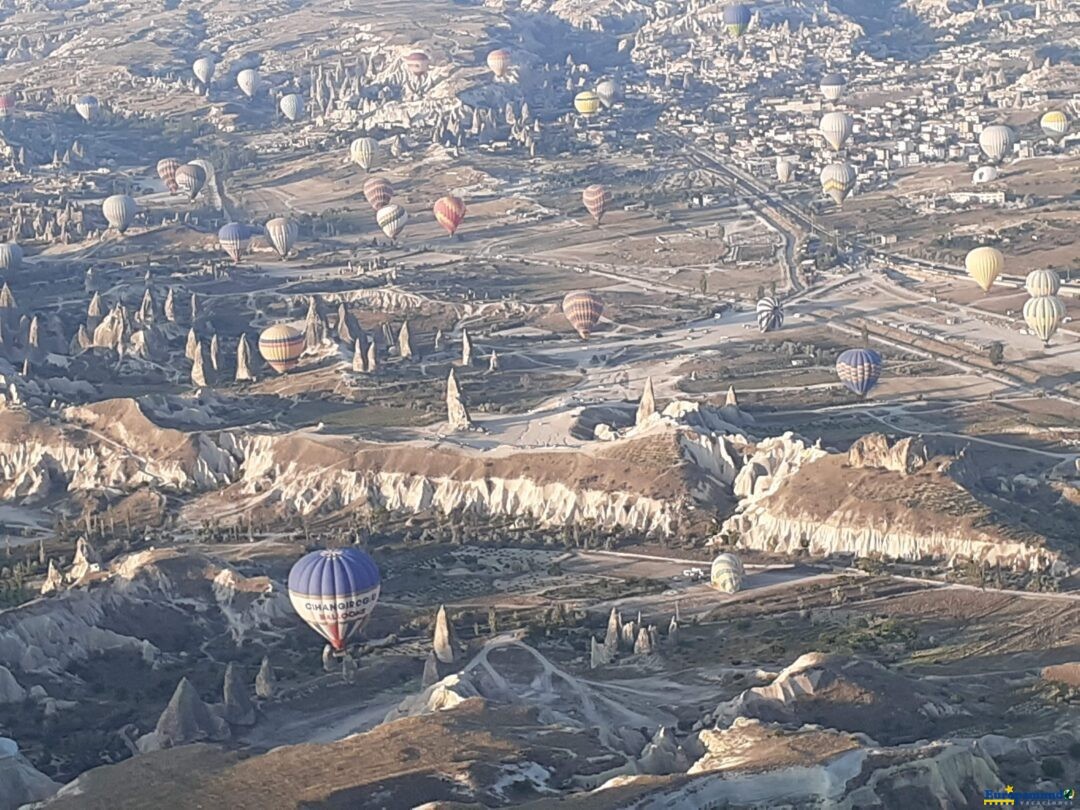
836;348;882;397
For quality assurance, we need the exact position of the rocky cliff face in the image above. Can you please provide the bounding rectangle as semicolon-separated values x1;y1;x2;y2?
719;433;1070;574
0;549;290;675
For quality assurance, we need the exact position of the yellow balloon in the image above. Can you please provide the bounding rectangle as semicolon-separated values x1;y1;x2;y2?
965;247;1004;292
574;91;600;117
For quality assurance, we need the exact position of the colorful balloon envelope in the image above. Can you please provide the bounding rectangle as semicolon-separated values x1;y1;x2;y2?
258;323;305;373
836;348;882;397
1024;268;1060;298
288;548;381;651
965;246;1003;292
376;204;407;240
563;290;604;339
350;137;378;172
819;111;853;151
723;3;752;37
0;243;23;273
487;49;512;78
237;69;259;99
265;217;298;259
175;163;207;200
1040;111;1068;142
582;184;611;224
279;93;302;122
404;51;430;78
756;297;784;333
574;90;600;117
157;158;180;193
433;195;466;236
978;125;1014;163
218;222;248;262
102;194;137;233
74;95;98;123
1023;295;1065;345
363;176;393;210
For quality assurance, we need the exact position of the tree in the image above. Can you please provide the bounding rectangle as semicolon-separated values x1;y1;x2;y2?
699;274;708;296
860;323;870;346
988;341;1004;366
756;284;765;301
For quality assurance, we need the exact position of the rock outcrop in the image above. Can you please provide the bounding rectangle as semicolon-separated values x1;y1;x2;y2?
635;376;656;426
445;368;474;430
848;433;928;476
254;656;276;699
223;662;255;726
432;605;458;664
137;677;230;752
0;737;60;810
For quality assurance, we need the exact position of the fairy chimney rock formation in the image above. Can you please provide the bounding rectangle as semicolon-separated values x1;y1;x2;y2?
445;368;474;430
636;376;656;426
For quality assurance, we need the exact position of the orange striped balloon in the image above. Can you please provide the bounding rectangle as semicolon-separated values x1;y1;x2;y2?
562;291;604;339
258;324;305;373
582;184;611;224
433;195;466;236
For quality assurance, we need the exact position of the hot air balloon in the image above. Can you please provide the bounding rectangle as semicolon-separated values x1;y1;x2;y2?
0;93;15;119
596;79;619;109
193;56;215;86
562;291;603;339
710;553;744;594
350;137;378;172
363;176;393;210
820;162;857;205
376;204;407;240
433;195;466;237
820;73;847;102
279;93;302;122
978;125;1014;163
0;243;23;274
775;157;795;183
723;3;752;38
259;323;305;373
582;184;611;225
287;548;381;652
836;348;882;397
756;297;784;333
965;246;1003;292
404;51;430;78
574;90;600;117
1025;268;1060;298
156;158;180;193
1024;296;1065;345
74;95;98;123
972;166;999;185
819;111;853;151
102;194;137;233
237;68;258;99
265;217;298;259
175;163;207;200
1040;110;1069;142
487;49;511;78
218;223;248;263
